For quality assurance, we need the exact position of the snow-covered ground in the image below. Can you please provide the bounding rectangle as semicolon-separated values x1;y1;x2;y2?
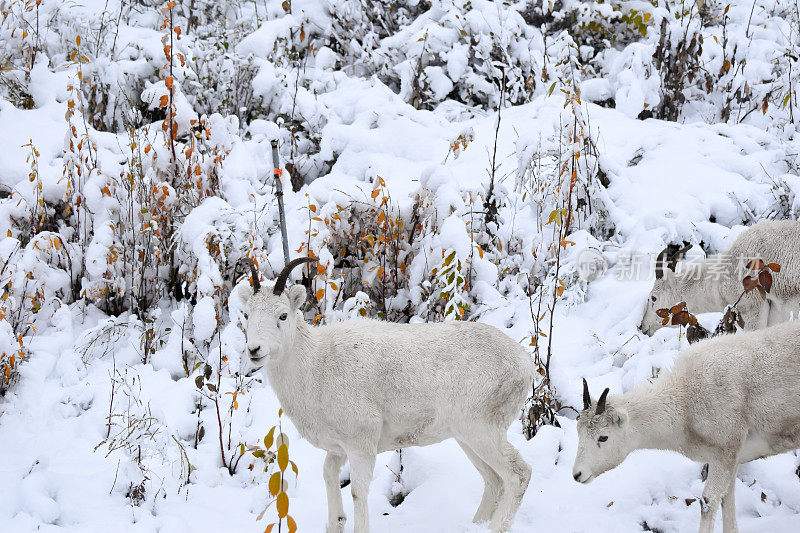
2;0;800;531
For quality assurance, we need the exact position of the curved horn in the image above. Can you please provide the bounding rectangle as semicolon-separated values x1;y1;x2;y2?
273;257;316;296
668;243;692;272
654;247;670;280
595;388;610;415
582;378;591;411
246;258;261;294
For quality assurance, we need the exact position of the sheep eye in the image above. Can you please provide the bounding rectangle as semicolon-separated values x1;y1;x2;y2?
598;435;608;443
279;313;288;321
651;296;657;302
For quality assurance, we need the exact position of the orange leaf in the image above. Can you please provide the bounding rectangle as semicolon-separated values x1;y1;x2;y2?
315;289;325;301
278;444;289;471
277;491;289;518
371;189;380;199
768;262;781;272
759;270;773;292
746;259;765;270
159;95;169;108
269;472;281;496
287;516;297;533
165;76;174;89
669;302;686;314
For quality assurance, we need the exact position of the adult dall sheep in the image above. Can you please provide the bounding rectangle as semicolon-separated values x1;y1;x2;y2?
640;220;800;335
573;320;800;533
240;258;535;533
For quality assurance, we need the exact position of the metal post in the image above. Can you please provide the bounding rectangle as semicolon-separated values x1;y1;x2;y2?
271;140;290;267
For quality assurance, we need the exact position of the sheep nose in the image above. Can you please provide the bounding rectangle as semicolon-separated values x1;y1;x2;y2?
248;347;260;358
573;471;582;482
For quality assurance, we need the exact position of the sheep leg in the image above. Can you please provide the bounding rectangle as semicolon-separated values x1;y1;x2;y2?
323;451;347;533
347;449;376;533
457;439;502;524
698;458;737;533
720;473;739;533
467;435;531;533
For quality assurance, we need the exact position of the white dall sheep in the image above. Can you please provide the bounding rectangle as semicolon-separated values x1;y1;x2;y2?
240;258;535;533
573;320;800;533
640;220;800;335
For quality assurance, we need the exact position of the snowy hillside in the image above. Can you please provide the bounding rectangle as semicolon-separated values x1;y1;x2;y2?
1;0;800;531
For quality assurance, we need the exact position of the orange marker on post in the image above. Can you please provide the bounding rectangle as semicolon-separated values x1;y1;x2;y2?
271;140;290;266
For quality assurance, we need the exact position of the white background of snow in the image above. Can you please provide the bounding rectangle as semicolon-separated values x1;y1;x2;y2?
1;0;800;532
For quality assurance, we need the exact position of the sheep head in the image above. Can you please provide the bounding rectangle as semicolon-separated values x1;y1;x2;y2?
239;257;315;367
572;379;630;484
640;243;691;335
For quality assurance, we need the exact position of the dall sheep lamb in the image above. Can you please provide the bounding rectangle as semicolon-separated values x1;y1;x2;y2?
640;220;800;335
240;258;535;533
573;320;800;533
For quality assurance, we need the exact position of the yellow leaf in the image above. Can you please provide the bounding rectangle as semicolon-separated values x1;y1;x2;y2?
315;288;325;301
264;427;275;450
287;516;297;533
76;35;81;46
277;491;289;518
269;472;281;496
278;444;289;472
265;524;275;533
556;286;564;296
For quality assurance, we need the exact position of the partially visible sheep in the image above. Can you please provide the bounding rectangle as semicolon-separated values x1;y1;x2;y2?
240;258;535;533
640;220;800;335
573;320;800;532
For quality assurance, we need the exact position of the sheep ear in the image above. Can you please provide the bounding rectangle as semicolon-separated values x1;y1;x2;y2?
286;285;306;310
239;283;253;305
613;408;628;427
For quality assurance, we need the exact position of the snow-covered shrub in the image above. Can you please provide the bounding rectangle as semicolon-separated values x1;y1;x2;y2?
303;178;414;321
373;0;543;109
